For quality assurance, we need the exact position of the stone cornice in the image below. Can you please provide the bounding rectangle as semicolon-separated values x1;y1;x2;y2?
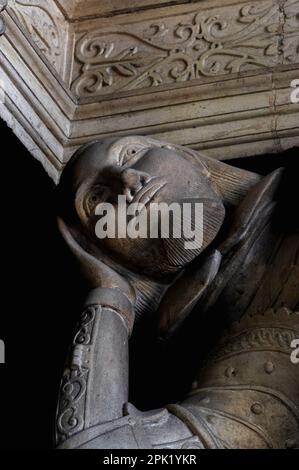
0;0;298;182
0;0;7;35
54;1;208;21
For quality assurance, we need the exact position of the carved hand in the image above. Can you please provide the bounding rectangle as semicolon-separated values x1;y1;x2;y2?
57;218;136;329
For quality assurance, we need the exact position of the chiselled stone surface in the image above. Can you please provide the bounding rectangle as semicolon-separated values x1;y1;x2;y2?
0;0;7;34
6;0;299;100
0;0;298;182
8;0;69;78
54;136;299;449
70;1;289;98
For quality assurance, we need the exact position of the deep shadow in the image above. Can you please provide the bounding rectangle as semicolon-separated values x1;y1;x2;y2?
0;118;298;447
0;119;86;448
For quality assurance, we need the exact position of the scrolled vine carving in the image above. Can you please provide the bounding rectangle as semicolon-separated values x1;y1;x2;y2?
9;0;62;72
56;368;88;440
283;0;299;63
73;306;96;346
56;305;99;443
71;0;297;98
0;0;7;35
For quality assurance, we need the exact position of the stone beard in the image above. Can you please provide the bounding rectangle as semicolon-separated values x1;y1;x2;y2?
55;136;299;449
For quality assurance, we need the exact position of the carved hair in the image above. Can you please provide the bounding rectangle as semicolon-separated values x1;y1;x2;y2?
56;136;261;318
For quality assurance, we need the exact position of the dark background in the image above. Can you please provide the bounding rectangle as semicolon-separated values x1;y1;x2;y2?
0;117;298;449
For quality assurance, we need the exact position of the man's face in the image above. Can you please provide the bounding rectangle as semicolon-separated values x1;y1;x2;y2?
73;137;225;279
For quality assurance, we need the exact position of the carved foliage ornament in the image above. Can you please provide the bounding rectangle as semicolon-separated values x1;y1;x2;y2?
0;0;7;35
71;0;299;98
283;0;299;63
8;0;62;71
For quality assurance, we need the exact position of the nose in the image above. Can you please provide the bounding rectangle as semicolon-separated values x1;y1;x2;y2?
105;166;150;202
121;168;151;202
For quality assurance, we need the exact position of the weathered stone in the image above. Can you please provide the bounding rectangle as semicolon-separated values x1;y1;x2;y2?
0;0;298;182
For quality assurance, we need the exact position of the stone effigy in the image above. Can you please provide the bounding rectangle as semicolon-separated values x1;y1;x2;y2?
55;136;299;449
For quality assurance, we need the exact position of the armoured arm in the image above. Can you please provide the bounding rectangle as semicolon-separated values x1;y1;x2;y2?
56;288;131;446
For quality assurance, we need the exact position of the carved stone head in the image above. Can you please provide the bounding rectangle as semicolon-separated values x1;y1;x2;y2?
57;135;261;322
57;136;261;282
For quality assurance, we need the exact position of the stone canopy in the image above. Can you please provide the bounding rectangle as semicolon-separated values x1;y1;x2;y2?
0;0;298;182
